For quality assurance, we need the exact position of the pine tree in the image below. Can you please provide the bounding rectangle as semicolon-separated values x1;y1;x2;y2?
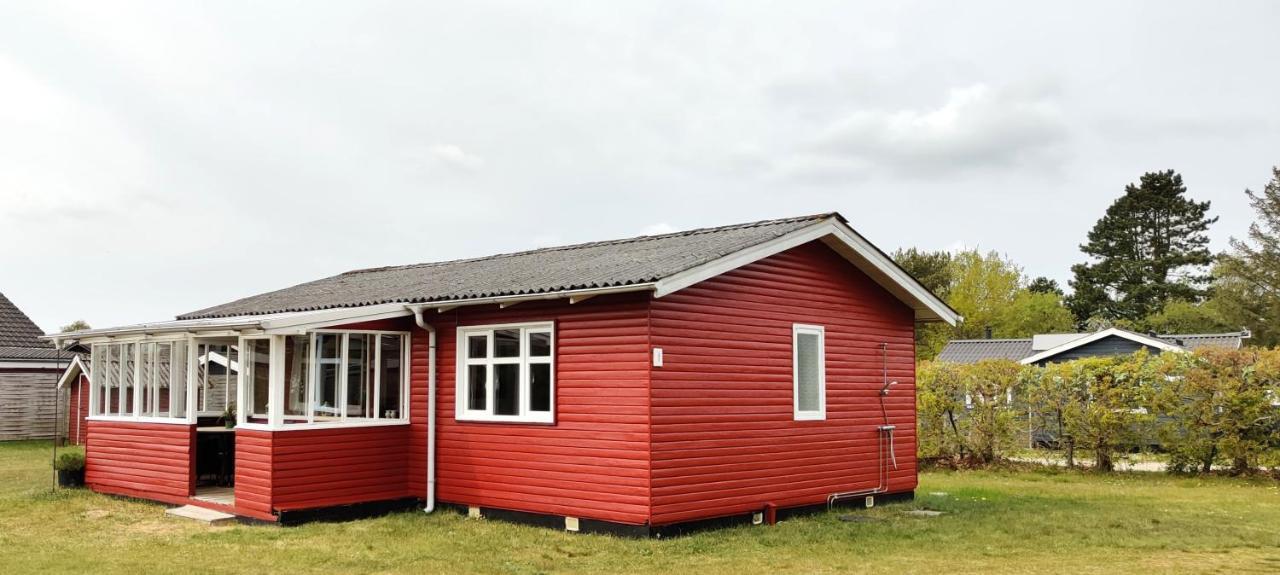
1214;167;1280;346
1067;170;1217;324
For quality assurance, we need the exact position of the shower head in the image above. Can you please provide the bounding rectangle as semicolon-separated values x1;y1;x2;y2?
880;380;899;396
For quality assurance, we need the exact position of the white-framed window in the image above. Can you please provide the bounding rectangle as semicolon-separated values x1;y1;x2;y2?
456;322;554;424
238;330;410;428
88;339;189;422
792;324;825;421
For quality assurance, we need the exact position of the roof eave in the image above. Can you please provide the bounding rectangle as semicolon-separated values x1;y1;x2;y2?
651;217;961;326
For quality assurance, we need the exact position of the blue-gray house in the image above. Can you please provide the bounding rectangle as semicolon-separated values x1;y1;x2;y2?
938;327;1251;367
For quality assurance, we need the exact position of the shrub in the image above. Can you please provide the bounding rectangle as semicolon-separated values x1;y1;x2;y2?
1155;348;1280;474
53;451;85;472
917;359;1021;465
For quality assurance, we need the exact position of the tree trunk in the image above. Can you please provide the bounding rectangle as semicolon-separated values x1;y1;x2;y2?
1095;445;1113;472
1201;445;1216;474
1231;456;1250;476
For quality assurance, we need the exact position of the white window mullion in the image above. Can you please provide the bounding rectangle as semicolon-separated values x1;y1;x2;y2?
519;328;530;417
338;334;349;420
402;335;410;420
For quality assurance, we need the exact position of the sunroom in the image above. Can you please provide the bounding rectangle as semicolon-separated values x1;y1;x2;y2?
55;305;415;514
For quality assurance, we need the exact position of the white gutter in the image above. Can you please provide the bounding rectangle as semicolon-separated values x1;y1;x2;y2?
409;305;438;513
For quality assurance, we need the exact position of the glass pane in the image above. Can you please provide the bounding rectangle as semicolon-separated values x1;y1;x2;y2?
530;363;551;412
249;339;270;419
283;336;310;422
796;332;821;412
169;341;187;418
156;343;172;417
90;345;103;416
494;330;520;358
225;344;239;417
467;365;486;411
314;334;341;419
120;344;135;415
379;335;403;419
494;364;519;415
467;335;487;359
141;343;156;416
529;332;551;357
347;334;373;418
104;344;118;415
317;363;338;417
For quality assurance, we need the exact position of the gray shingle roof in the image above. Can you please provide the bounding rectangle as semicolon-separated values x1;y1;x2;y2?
180;213;833;320
938;330;1250;363
936;339;1034;363
1157;333;1246;351
0;292;47;348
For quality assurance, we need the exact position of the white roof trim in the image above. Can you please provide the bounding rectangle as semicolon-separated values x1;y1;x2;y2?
56;355;89;389
651;218;960;325
1019;327;1184;365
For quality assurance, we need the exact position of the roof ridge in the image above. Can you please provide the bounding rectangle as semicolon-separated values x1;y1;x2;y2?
341;213;835;276
947;338;1033;343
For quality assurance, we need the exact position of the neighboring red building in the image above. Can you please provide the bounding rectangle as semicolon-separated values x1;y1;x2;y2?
49;213;958;534
56;356;92;446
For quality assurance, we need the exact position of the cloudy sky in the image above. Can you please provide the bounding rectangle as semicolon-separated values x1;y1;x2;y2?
3;1;1278;331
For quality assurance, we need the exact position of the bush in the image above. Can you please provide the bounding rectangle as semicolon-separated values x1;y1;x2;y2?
917;359;1022;465
53;451;85;472
1154;348;1280;474
931;346;1280;474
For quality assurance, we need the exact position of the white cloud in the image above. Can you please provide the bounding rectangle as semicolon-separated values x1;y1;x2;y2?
784;83;1068;180
640;223;677;236
428;144;484;172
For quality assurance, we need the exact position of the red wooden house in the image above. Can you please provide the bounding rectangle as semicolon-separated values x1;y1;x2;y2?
49;213;958;535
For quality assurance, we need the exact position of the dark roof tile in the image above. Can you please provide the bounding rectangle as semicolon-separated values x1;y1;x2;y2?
179;213;832;319
0;293;58;359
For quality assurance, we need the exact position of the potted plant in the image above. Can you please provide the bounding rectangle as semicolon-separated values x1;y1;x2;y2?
223;403;237;429
54;452;85;487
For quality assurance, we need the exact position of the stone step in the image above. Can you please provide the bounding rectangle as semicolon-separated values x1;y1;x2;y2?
165;505;237;524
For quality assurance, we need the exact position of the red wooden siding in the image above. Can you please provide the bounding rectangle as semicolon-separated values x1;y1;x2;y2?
234;428;274;520
85;420;195;502
414;293;652;525
648;241;917;525
270;425;412;511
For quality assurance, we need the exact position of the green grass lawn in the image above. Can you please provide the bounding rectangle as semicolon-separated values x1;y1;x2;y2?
3;441;1279;574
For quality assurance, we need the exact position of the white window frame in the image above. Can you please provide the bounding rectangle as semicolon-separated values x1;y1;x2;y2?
194;339;239;417
236;329;412;431
239;335;273;425
456;321;555;424
87;337;192;425
792;324;826;421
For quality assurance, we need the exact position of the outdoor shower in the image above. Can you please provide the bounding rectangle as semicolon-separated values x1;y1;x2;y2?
826;342;899;509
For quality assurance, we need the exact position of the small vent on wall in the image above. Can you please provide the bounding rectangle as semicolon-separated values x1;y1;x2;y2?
565;516;580;532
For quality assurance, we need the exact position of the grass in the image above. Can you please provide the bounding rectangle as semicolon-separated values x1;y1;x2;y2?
3;441;1280;574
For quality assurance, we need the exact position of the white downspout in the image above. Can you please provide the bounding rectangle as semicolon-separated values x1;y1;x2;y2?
410;306;437;513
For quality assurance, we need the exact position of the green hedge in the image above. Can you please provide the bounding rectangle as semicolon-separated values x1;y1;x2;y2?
919;348;1280;473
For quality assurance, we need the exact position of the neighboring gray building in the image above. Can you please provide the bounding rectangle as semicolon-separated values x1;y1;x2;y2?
0;292;75;440
937;327;1252;367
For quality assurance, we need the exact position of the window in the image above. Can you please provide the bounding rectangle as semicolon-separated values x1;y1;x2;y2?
244;338;271;422
289;331;409;426
195;342;238;415
283;335;310;422
793;324;825;421
457;322;554;423
89;340;188;421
